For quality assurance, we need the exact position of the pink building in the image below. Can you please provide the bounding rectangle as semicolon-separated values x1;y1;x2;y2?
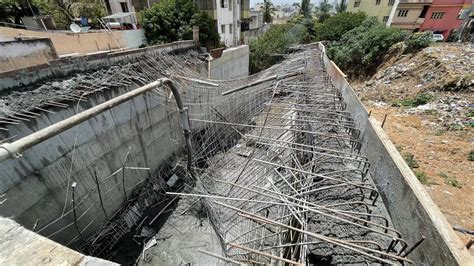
420;0;473;40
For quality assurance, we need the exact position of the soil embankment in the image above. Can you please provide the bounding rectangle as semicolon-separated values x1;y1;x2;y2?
352;43;473;249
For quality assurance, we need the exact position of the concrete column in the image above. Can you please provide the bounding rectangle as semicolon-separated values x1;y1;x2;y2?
193;26;200;46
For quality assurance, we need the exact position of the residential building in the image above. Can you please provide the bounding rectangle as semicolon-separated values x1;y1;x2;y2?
390;0;433;33
347;0;398;25
216;0;241;46
106;0;249;47
249;10;264;30
419;0;472;40
104;0;138;24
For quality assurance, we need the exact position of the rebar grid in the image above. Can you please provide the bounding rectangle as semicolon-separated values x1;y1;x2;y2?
176;47;413;265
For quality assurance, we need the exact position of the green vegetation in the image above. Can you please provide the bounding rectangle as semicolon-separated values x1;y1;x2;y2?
403;152;419;169
415;171;428;185
392;93;433;107
439;172;462;188
469;150;474;161
0;0;106;29
141;0;219;48
327;18;406;77
404;31;433;54
250;24;309;73
313;12;366;42
262;0;276;23
334;0;348;13
314;0;333;22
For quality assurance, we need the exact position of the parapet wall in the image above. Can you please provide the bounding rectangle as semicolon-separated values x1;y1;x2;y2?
319;43;473;265
0;40;196;92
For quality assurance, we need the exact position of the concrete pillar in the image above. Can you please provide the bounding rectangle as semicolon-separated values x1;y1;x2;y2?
193;26;199;47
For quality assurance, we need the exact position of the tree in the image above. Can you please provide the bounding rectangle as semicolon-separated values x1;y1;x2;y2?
262;0;275;23
294;0;311;19
141;0;219;48
328;17;406;76
314;0;332;22
0;0;107;29
314;12;366;41
335;0;347;13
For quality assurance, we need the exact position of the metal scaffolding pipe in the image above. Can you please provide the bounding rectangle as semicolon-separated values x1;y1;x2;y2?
0;78;193;173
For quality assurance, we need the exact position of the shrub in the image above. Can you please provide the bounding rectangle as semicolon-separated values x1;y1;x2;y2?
403;152;419;169
404;31;433;54
439;172;462;188
314;12;366;42
327;18;406;77
250;24;309;73
392;92;433;107
415;171;428;185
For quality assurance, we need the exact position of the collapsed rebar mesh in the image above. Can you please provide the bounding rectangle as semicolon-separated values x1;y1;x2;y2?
0;45;417;264
177;46;414;265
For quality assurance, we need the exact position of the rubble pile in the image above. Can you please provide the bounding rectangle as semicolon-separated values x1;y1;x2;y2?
354;43;473;131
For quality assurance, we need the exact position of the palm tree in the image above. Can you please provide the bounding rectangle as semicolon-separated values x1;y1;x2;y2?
314;0;332;22
262;0;275;23
335;0;347;13
295;0;311;19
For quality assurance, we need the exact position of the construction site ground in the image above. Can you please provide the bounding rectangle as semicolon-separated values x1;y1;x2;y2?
351;43;473;250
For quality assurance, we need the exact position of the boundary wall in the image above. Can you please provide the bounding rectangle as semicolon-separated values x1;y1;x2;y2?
319;42;473;265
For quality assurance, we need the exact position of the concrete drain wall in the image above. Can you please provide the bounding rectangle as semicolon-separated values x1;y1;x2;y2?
320;43;472;265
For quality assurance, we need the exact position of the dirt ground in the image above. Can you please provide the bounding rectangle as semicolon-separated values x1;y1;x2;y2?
351;43;473;250
368;106;473;245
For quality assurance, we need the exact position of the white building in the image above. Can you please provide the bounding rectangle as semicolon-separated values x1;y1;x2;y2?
104;0;138;24
216;0;241;47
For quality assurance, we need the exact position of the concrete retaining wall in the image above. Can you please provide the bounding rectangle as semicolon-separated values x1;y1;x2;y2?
0;84;185;246
0;38;58;72
0;40;196;92
208;45;249;80
319;43;473;265
0;217;115;265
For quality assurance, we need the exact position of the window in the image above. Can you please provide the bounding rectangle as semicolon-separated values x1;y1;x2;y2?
354;1;360;7
431;12;445;20
120;2;129;12
229;0;232;10
383;16;389;22
221;0;228;8
388;0;395;6
229;24;233;34
221;24;226;33
376;0;381;5
398;9;409;17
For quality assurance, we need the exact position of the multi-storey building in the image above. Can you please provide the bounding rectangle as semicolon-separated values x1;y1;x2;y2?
390;0;433;32
347;0;398;25
419;0;472;40
105;0;250;47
